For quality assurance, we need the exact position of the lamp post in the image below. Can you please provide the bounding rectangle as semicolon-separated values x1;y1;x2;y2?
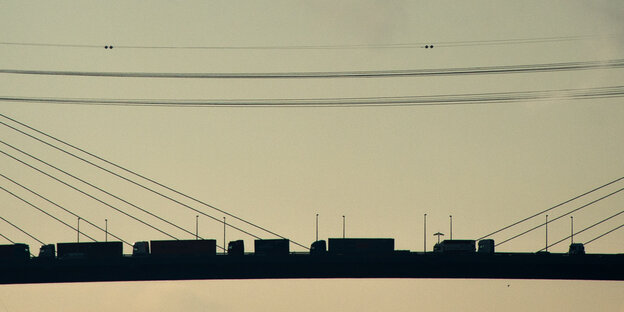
545;214;549;252
424;213;427;253
315;214;319;242
77;217;80;243
342;215;345;239
195;215;199;240
450;215;453;240
434;232;444;244
223;217;226;250
571;216;574;244
105;219;108;242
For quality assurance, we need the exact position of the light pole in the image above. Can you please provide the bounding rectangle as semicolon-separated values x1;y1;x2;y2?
195;215;199;240
223;217;226;250
424;213;427;253
342;215;345;239
315;214;319;242
434;232;444;244
450;215;453;240
105;219;108;242
545;214;549;252
571;216;574;244
77;217;80;243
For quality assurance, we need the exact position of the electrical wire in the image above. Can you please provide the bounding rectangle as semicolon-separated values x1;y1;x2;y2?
1;86;623;108
2;59;623;79
495;187;624;246
0;34;608;50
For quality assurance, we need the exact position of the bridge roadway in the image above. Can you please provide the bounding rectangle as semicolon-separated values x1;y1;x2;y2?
1;252;623;284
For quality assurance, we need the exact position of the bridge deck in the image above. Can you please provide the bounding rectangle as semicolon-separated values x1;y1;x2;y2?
1;252;622;284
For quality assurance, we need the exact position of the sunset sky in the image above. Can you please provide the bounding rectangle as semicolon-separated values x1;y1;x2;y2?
1;1;623;311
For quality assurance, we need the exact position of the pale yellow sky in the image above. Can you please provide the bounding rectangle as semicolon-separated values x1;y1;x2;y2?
0;1;623;311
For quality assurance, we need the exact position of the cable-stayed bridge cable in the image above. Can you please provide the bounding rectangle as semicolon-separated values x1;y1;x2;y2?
495;187;624;246
537;210;624;251
0;139;202;241
0;230;34;257
0;114;308;250
1;59;623;79
0;185;97;243
0;232;16;244
478;176;624;240
584;224;624;245
0;122;261;244
0;149;178;240
0;215;46;245
0;173;132;247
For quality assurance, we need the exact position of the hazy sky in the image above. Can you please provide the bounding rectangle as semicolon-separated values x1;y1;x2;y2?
1;1;623;311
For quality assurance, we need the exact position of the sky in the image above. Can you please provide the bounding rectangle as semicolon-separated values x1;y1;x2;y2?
0;1;623;311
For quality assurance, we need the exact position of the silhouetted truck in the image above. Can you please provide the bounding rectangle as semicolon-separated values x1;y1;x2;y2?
310;240;327;255
0;243;30;261
478;239;495;254
254;239;289;256
38;244;56;259
227;240;244;256
328;238;394;254
150;240;216;257
433;240;476;253
568;243;585;255
57;242;122;259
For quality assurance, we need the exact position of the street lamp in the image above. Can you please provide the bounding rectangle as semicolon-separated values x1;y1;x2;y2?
433;232;444;244
449;215;453;240
424;213;427;253
342;215;345;238
315;214;319;242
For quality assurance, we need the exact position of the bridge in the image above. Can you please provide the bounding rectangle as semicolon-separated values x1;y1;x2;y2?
2;251;623;285
1;113;623;284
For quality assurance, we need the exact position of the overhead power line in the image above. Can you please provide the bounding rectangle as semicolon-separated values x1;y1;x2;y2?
1;85;623;108
0;34;610;50
1;59;623;79
478;176;624;240
495;187;624;246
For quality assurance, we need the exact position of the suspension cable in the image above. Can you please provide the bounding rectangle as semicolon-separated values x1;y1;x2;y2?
0;185;97;243
478;176;624;240
0;114;308;249
0;139;201;240
584;224;624;245
0;215;45;245
0;149;178;240
0;173;132;247
0;232;16;244
537;210;624;251
495;187;624;246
